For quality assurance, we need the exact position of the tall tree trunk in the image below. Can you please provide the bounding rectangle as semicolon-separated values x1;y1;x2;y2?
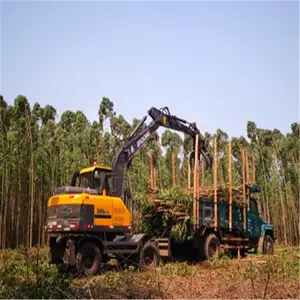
0;162;4;249
10;189;15;247
38;172;43;246
25;110;34;247
2;163;9;249
258;152;269;221
0;112;5;249
277;181;287;245
16;173;21;247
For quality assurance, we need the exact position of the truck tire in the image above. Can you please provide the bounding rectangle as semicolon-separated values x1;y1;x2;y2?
263;235;274;255
202;233;221;260
75;242;102;276
139;241;161;271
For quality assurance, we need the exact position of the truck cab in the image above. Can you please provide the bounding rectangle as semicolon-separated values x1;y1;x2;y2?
247;196;275;254
194;184;275;260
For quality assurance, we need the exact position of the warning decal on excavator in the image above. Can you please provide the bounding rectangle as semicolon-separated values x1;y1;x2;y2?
95;208;111;219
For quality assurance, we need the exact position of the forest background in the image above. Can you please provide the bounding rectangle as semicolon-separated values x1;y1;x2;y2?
0;95;299;250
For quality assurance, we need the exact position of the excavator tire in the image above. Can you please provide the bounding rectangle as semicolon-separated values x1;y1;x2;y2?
75;242;102;276
138;241;161;272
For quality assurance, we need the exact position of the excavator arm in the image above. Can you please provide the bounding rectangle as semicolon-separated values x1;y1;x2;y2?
110;106;213;198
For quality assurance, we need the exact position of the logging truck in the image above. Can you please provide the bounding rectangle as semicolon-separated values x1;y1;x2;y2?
45;106;275;276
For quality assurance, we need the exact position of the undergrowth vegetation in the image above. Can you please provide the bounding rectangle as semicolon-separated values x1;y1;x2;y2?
0;247;298;299
0;247;71;299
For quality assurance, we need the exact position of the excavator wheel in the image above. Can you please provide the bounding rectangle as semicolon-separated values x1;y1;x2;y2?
75;242;102;276
138;241;161;271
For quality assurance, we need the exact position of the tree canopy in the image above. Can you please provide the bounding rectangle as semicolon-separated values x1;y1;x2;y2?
0;94;299;249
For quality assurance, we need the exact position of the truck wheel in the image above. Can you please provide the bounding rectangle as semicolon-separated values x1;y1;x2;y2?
263;235;274;255
203;233;221;260
139;241;161;271
76;242;102;276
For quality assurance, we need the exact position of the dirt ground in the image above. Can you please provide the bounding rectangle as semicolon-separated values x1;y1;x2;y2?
70;248;300;299
0;246;298;299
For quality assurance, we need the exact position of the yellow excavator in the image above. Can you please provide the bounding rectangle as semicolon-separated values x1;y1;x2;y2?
45;106;212;276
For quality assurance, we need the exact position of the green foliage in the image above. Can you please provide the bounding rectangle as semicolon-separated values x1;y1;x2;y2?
140;187;193;242
71;268;165;299
0;247;298;299
156;187;193;205
0;248;71;299
158;261;200;277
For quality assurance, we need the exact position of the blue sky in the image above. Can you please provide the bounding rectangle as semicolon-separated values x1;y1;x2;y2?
1;0;299;139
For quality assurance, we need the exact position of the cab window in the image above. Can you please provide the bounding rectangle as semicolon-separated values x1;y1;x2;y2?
94;169;112;195
79;172;93;189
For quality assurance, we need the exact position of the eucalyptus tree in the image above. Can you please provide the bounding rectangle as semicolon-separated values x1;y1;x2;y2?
0;93;298;249
0;96;10;249
161;130;183;187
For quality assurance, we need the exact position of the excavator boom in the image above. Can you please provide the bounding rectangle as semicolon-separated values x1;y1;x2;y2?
111;106;212;198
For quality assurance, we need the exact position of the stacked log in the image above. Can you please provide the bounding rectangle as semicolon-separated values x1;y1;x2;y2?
197;185;247;206
140;187;193;242
139;184;258;242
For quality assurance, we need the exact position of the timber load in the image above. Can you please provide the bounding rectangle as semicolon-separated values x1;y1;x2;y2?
189;183;260;206
139;184;260;242
140;187;193;242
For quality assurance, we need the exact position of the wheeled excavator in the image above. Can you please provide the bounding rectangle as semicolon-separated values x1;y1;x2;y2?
45;106;213;276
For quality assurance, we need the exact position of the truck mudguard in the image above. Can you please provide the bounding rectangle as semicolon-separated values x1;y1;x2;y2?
257;224;274;252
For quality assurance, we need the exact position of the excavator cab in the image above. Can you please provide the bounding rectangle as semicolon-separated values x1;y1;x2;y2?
70;165;113;196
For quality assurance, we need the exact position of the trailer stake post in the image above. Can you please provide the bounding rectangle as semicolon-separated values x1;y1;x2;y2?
242;149;247;231
193;134;200;230
228;142;232;232
246;150;250;211
188;152;192;189
214;136;218;231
